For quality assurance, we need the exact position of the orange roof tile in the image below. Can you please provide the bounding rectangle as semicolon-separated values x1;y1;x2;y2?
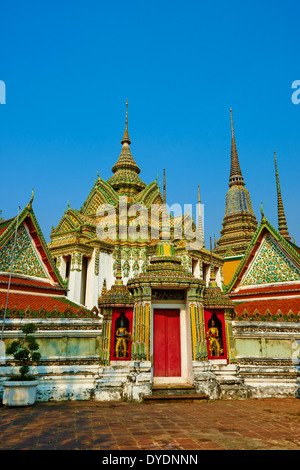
0;291;88;315
234;298;300;316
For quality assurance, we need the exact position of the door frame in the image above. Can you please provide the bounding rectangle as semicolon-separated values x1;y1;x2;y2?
151;302;192;385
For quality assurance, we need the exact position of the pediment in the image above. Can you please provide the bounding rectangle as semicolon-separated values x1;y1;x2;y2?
240;233;300;286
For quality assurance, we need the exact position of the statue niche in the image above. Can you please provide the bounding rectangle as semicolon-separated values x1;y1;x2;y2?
206;312;224;358
114;311;131;359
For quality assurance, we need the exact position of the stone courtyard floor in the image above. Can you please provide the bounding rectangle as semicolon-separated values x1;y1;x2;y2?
0;398;299;451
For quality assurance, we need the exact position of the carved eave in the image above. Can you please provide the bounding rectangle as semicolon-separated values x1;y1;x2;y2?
85;237;114;253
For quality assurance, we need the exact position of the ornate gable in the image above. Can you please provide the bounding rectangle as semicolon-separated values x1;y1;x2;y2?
0;196;66;288
81;178;119;215
241;233;300;286
227;215;300;293
134;180;164;208
57;217;77;234
0;223;48;278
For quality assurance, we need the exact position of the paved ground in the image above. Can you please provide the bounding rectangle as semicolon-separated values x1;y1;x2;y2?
0;398;299;451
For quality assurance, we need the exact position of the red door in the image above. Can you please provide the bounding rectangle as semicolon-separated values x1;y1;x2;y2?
153;309;181;377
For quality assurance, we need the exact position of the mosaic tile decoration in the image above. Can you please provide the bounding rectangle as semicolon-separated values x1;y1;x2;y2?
0;224;47;278
225;186;254;216
241;234;300;286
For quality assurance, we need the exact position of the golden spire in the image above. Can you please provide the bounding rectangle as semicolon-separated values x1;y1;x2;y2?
163;169;166;203
229;109;245;187
274;152;291;241
121;99;131;145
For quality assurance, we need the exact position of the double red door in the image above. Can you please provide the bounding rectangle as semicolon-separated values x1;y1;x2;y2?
153;309;181;377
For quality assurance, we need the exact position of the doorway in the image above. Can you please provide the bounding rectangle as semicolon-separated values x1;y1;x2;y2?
153;309;181;377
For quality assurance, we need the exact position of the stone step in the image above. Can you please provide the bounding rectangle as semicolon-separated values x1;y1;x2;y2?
143;392;208;404
152;384;197;396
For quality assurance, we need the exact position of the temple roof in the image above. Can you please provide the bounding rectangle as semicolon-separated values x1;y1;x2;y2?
0;289;92;319
233;298;300;320
0;194;66;289
0;194;94;318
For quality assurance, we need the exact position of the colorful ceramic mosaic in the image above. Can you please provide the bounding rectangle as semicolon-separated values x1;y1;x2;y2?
0;224;47;278
241;234;300;286
225;186;254;216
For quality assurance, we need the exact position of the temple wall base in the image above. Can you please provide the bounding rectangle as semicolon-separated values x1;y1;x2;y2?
192;359;299;400
94;361;152;402
0;363;99;402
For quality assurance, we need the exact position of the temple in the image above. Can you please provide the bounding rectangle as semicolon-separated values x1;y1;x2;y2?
0;103;299;402
48;101;223;311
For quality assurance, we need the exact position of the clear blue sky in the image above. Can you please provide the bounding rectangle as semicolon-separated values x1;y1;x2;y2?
1;0;300;247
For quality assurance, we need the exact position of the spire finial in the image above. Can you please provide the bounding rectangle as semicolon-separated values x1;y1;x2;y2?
230;108;234;139
229;109;244;187
163;169;166;203
121;99;131;145
274;151;291;241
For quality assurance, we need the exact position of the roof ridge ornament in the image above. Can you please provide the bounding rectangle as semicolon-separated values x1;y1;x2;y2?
27;189;34;210
261;201;265;219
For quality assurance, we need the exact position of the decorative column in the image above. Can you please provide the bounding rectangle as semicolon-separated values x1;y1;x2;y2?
131;285;151;361
99;307;112;366
68;252;82;304
187;286;208;361
224;308;237;363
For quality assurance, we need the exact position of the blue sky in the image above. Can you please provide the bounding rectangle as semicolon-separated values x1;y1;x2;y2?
1;0;300;246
